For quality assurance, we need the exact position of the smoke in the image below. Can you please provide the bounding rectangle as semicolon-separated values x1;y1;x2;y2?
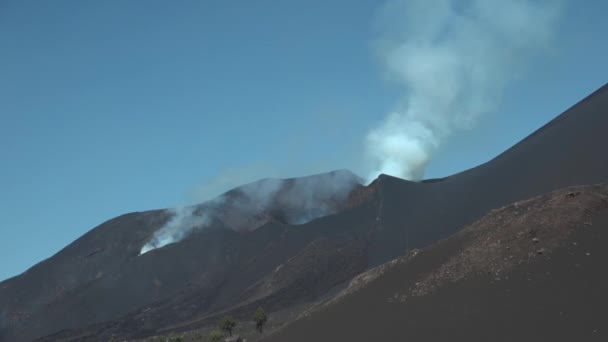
139;206;213;254
138;0;564;253
366;0;563;181
139;170;361;254
256;169;362;224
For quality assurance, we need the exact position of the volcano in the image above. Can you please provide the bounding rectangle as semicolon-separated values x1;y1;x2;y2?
1;83;608;342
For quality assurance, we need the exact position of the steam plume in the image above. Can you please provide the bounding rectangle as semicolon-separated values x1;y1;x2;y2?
139;0;563;253
140;206;212;254
140;170;360;254
366;0;562;181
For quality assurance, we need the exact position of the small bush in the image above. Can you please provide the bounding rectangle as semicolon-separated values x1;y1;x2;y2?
167;335;184;342
218;316;238;336
253;307;268;333
209;330;224;341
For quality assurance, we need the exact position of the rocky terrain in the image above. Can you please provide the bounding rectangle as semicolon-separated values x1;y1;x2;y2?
264;184;608;342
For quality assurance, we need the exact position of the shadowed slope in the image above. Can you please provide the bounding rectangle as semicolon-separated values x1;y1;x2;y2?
264;184;608;342
0;170;367;341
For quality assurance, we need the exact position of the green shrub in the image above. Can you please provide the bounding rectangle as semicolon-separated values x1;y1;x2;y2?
253;307;268;333
218;316;237;336
209;330;224;341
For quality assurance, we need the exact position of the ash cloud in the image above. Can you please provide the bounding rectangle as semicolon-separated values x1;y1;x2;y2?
366;0;563;182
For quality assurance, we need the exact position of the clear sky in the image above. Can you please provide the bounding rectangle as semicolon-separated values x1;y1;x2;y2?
0;0;606;281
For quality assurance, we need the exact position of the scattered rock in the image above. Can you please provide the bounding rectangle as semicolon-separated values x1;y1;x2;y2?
532;237;540;243
566;191;581;198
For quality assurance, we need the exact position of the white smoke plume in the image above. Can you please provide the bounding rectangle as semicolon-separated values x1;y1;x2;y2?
366;0;563;181
138;0;563;253
139;170;361;254
140;206;213;254
259;170;362;224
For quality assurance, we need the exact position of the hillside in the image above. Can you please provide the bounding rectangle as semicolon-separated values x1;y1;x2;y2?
264;184;608;342
1;83;607;341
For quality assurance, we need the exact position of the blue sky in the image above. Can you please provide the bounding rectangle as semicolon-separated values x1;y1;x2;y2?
0;0;606;281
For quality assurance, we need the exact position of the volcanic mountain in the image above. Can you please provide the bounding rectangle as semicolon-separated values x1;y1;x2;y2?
1;83;607;341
